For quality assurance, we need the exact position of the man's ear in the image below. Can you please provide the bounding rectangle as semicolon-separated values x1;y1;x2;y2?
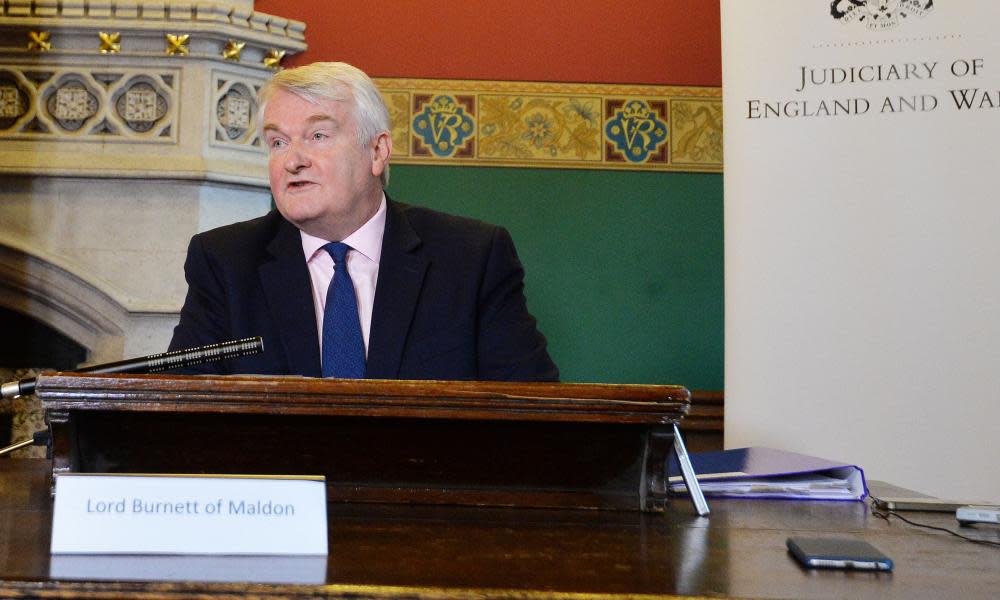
371;131;392;178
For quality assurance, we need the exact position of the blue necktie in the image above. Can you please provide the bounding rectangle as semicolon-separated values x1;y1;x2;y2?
321;242;366;379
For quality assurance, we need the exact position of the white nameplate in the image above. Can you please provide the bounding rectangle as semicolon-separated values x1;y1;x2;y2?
51;474;328;555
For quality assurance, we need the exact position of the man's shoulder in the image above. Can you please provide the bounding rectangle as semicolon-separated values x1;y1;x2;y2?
390;201;501;242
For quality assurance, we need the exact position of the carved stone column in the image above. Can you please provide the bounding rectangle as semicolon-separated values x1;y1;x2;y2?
0;1;305;360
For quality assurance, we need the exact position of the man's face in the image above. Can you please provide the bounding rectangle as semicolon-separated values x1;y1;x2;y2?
262;88;389;241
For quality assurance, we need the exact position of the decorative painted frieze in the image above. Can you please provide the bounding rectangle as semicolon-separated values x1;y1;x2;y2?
376;78;722;173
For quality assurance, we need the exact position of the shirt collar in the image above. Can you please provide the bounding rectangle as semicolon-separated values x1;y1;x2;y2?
300;193;387;264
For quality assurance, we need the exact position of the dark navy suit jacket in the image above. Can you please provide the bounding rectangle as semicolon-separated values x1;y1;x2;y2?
168;199;559;381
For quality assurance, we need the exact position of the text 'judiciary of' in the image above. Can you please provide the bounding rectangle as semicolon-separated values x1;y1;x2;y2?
746;57;1000;119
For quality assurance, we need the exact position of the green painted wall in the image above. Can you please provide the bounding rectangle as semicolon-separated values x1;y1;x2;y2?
389;165;723;389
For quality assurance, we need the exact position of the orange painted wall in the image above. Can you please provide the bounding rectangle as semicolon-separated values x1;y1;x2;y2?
254;0;721;86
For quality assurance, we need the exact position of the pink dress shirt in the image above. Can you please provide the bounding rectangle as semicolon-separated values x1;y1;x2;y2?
300;195;386;358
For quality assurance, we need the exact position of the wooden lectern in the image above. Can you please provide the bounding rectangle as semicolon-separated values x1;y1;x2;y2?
36;373;690;512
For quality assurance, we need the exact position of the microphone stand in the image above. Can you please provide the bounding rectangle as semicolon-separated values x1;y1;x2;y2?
0;431;50;458
0;337;263;457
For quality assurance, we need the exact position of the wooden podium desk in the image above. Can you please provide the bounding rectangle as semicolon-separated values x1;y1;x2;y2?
1;460;998;599
36;374;692;512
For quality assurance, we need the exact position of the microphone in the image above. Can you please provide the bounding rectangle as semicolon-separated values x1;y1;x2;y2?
1;336;264;399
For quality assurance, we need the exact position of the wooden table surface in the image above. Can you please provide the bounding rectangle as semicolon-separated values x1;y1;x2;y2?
1;459;998;599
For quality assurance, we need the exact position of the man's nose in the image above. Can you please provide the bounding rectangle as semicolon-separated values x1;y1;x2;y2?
283;141;310;172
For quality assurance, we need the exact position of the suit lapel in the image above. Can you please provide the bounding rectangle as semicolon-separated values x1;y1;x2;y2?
259;218;322;377
367;200;428;379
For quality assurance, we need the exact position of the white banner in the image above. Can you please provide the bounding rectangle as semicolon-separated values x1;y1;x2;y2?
723;1;1000;499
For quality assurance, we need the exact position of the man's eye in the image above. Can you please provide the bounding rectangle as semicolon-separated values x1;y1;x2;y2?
268;139;286;149
312;132;327;141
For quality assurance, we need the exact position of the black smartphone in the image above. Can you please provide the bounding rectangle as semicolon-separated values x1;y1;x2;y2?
786;537;893;571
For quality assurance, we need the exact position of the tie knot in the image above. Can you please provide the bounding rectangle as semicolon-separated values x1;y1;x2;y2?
323;241;351;265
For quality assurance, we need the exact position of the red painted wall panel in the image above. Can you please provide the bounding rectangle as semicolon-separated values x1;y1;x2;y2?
254;0;721;86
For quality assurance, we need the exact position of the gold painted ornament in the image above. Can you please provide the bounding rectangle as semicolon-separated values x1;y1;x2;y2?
165;34;190;56
222;40;245;62
99;32;121;54
263;49;286;70
28;31;52;52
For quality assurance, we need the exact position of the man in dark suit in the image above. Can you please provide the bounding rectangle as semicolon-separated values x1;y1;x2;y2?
168;62;558;381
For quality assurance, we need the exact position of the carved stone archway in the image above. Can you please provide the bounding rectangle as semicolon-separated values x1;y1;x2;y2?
0;241;126;364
